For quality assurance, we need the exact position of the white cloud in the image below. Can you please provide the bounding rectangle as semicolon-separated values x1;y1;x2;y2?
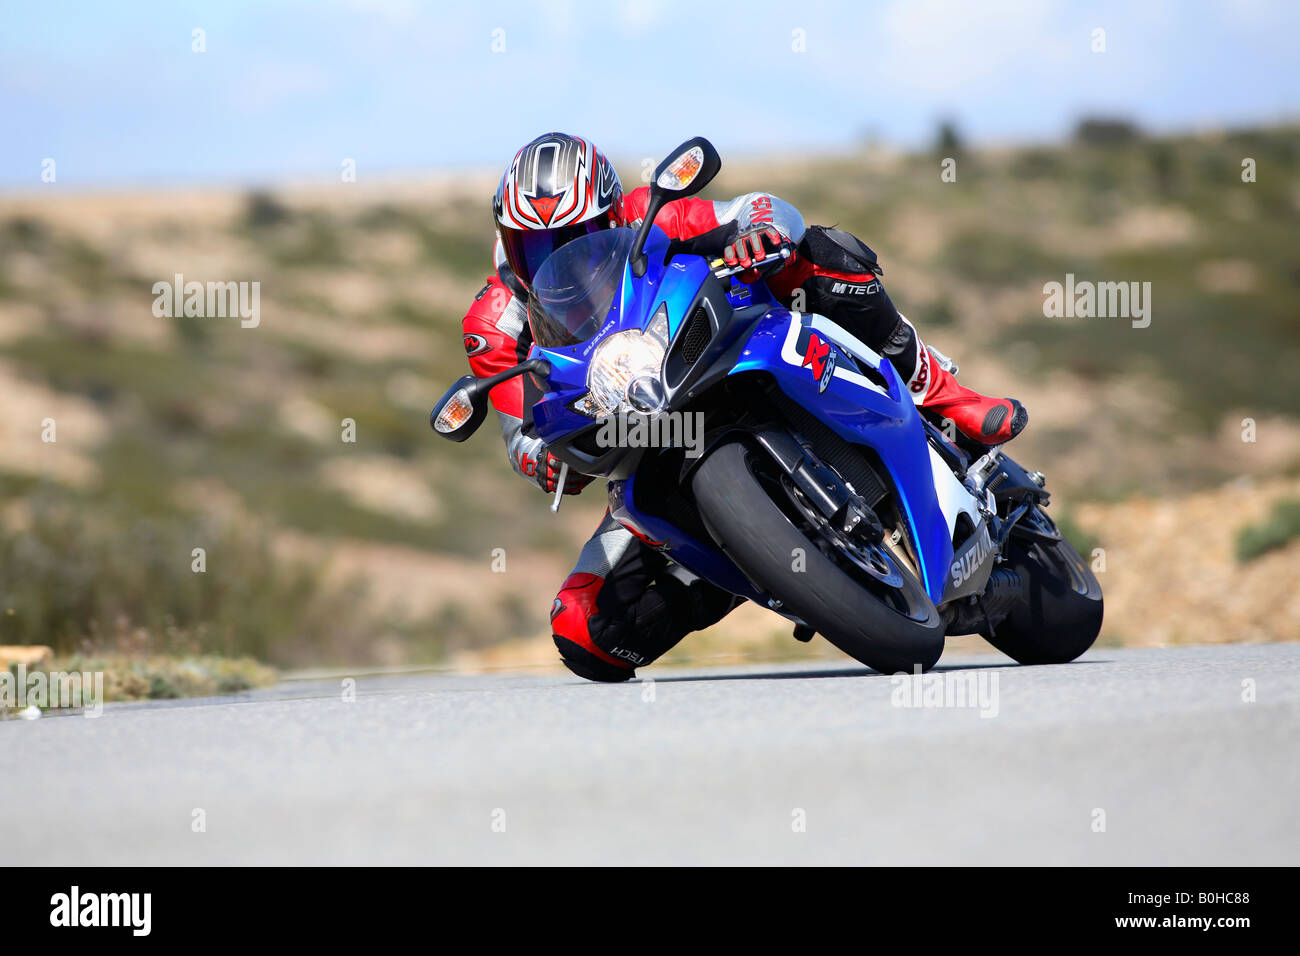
618;0;667;35
873;0;1060;95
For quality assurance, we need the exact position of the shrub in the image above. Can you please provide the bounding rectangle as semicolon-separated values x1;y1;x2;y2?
1236;498;1300;562
0;488;370;664
1074;117;1142;147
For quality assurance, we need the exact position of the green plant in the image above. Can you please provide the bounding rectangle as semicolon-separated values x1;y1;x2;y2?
1236;498;1300;562
1053;510;1101;559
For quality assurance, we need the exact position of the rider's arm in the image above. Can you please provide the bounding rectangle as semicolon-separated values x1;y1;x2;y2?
622;186;806;246
711;191;806;245
460;273;545;484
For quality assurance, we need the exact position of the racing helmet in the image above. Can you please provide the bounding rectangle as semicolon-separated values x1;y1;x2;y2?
493;132;623;289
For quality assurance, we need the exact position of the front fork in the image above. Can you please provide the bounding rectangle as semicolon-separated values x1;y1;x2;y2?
746;428;884;545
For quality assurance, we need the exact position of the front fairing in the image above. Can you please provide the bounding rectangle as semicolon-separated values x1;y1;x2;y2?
523;227;965;606
721;309;959;603
528;226;746;474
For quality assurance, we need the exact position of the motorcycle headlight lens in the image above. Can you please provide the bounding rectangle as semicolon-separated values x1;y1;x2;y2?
577;306;671;418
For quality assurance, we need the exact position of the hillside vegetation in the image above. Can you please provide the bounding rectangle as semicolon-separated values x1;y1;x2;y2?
1;125;1297;666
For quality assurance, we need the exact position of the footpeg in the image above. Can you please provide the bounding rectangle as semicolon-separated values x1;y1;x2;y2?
793;624;815;643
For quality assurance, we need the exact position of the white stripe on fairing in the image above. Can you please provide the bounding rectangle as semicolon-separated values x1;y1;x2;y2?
777;312;980;536
779;312;888;396
804;313;983;536
927;445;983;537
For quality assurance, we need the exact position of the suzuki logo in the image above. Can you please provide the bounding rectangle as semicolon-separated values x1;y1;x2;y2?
950;526;994;587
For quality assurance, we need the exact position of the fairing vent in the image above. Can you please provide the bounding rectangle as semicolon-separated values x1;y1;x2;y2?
679;306;712;365
770;388;889;507
568;424;607;458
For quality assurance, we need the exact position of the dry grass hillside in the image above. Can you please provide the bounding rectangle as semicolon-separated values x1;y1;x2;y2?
1;125;1297;669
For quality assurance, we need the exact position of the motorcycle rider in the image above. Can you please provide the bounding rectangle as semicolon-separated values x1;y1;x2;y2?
461;132;1028;682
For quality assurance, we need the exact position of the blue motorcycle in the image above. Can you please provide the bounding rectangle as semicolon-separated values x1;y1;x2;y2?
432;138;1102;673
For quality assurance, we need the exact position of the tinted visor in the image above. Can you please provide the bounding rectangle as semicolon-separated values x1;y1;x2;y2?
500;217;612;288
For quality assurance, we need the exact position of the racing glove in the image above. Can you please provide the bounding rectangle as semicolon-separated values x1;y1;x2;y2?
519;447;593;495
722;225;792;270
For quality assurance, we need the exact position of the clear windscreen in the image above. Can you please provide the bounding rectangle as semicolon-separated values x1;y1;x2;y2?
528;227;635;348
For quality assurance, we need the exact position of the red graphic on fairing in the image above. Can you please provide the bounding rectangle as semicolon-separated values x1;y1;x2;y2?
619;520;668;549
463;333;491;355
800;332;832;381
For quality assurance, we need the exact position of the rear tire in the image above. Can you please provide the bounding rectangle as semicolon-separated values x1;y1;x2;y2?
692;439;945;674
983;532;1103;665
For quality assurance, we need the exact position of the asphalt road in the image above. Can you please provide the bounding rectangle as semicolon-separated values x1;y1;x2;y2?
4;643;1297;865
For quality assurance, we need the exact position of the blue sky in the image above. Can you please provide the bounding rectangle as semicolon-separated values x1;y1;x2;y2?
3;0;1298;188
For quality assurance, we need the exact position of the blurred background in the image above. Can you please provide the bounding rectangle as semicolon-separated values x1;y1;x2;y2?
2;0;1298;694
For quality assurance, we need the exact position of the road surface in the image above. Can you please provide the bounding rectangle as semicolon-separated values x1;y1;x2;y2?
4;643;1297;864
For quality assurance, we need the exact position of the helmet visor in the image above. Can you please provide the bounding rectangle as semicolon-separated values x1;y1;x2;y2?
500;217;612;289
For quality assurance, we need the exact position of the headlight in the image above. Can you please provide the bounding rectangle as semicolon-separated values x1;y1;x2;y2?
572;305;670;418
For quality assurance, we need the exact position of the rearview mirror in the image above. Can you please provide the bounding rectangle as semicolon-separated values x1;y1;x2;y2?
429;358;551;442
632;136;722;276
652;136;721;197
430;375;490;442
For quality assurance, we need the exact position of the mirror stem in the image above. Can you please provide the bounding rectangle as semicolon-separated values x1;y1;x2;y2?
629;192;665;278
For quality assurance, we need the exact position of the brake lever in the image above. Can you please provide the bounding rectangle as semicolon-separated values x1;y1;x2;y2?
550;461;568;513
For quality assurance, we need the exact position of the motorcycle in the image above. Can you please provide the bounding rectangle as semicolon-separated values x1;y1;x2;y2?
431;137;1102;673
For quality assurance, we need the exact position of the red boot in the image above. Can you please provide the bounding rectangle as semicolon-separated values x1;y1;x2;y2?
909;345;1027;446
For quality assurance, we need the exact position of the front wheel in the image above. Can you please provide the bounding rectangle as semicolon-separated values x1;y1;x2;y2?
691;439;945;674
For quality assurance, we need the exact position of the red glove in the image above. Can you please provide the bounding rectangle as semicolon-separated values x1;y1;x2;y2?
723;225;790;270
520;449;593;495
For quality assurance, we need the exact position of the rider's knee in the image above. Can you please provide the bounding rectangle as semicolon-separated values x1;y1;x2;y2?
552;634;634;682
550;572;636;682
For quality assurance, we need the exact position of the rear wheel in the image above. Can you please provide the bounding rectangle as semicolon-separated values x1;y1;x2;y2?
692;439;945;674
983;510;1103;664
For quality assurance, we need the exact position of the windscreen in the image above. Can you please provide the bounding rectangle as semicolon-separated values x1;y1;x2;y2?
528;227;634;348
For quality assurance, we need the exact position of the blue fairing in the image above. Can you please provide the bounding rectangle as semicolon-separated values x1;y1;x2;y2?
525;223;955;606
531;226;708;441
608;477;769;603
724;308;955;603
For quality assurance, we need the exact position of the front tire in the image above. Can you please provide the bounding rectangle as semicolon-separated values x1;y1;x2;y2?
692;439;945;674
